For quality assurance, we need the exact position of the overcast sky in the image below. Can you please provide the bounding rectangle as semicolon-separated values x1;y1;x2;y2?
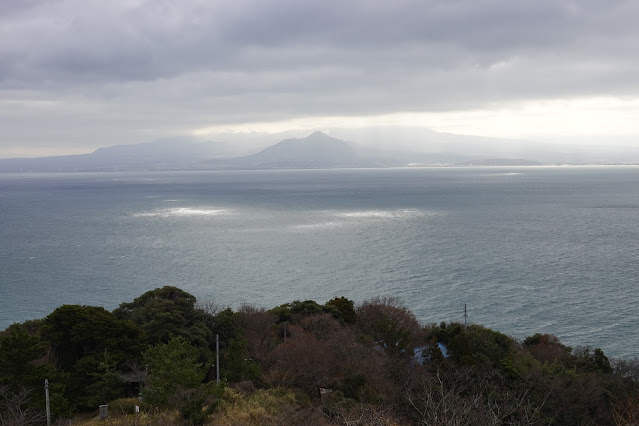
2;0;639;157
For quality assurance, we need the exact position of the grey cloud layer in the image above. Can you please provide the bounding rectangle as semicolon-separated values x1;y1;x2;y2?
1;0;638;152
4;0;638;84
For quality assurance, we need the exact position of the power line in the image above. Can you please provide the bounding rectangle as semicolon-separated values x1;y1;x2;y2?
463;304;468;331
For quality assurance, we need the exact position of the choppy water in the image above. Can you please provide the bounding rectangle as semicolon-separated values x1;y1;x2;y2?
1;166;638;357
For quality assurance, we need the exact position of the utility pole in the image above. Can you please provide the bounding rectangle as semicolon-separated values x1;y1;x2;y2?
45;379;51;426
284;321;287;343
463;304;468;331
216;334;220;384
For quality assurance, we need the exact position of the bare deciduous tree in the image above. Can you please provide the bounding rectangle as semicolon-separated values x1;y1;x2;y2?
235;304;278;364
357;297;421;355
405;366;547;426
264;330;338;393
0;386;46;426
611;396;639;426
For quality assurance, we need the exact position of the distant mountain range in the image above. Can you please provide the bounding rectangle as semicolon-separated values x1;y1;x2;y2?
1;129;635;172
0;137;235;172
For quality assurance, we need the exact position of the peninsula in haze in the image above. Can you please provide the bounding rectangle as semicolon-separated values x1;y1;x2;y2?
2;127;637;173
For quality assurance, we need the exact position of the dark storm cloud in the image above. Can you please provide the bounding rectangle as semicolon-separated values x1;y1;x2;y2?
4;0;638;85
1;0;639;154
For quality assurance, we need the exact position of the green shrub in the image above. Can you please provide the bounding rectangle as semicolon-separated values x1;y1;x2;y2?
326;297;356;324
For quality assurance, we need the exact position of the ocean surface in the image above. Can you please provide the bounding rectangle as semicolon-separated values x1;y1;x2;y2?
1;166;637;358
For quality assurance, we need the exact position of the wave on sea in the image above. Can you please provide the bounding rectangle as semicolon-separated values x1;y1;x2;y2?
133;207;231;218
291;208;432;231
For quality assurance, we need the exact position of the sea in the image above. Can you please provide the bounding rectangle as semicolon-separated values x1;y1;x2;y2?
0;166;637;358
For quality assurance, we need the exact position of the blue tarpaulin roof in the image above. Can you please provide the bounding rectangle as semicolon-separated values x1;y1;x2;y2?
413;342;449;365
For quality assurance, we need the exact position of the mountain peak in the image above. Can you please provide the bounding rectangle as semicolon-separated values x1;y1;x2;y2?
236;131;358;167
307;131;330;138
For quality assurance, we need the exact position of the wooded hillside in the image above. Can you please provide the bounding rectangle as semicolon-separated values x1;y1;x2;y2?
1;286;638;425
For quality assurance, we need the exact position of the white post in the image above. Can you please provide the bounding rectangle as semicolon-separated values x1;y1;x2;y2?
45;379;51;426
216;334;220;384
464;304;468;331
